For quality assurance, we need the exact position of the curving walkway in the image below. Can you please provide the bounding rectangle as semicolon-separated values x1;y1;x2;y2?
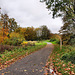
0;43;53;75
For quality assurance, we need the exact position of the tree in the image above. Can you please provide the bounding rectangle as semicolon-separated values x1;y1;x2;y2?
41;0;75;33
9;18;19;33
25;27;36;41
1;13;9;37
59;12;75;34
0;9;9;43
0;20;3;43
40;0;75;20
0;20;8;44
0;8;19;44
15;27;37;41
41;0;75;45
15;27;27;39
40;25;51;39
15;26;51;41
35;28;42;40
1;14;9;29
59;13;75;45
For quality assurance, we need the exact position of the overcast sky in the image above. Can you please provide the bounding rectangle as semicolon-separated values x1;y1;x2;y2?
0;0;63;33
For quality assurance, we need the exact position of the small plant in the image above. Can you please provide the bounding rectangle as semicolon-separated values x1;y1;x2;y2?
0;45;15;53
21;41;28;45
50;38;60;44
61;51;75;64
69;51;75;64
2;32;25;46
21;41;28;46
61;53;70;61
0;42;47;66
49;45;75;75
50;38;56;42
3;37;25;46
28;41;35;46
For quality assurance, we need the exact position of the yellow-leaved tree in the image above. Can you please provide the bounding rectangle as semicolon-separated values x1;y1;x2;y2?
0;20;9;44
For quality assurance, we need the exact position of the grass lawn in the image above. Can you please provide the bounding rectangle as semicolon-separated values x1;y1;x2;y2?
44;40;57;44
48;45;75;75
0;42;47;69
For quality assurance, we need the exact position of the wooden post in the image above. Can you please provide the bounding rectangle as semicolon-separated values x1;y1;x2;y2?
73;0;75;14
60;36;62;50
58;32;62;50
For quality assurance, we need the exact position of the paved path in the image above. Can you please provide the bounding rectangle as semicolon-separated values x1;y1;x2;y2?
0;43;53;75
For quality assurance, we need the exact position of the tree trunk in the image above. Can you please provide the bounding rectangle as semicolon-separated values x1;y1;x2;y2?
73;0;75;14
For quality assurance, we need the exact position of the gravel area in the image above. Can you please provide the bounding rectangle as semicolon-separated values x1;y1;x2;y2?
0;43;53;75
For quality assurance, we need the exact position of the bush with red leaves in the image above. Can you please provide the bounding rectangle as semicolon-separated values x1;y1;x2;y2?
0;45;15;53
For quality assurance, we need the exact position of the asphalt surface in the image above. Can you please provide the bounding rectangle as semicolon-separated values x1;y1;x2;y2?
0;43;53;75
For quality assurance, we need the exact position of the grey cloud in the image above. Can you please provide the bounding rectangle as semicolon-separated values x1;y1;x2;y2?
0;0;63;33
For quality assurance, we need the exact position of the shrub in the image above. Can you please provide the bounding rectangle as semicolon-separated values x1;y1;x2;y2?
0;45;14;53
50;38;56;42
50;38;60;44
69;51;75;64
68;38;75;45
21;41;28;47
3;38;21;46
61;51;75;64
61;53;70;61
56;39;60;44
21;41;36;48
3;32;25;46
28;41;35;46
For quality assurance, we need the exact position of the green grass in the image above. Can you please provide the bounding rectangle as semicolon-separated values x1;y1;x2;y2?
49;45;75;75
50;41;57;44
45;40;50;42
0;42;47;65
44;40;57;44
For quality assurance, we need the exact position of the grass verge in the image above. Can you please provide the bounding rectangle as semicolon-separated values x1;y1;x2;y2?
44;40;57;44
0;42;47;69
48;45;75;75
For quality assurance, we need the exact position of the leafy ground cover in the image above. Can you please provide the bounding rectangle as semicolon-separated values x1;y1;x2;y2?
48;45;75;75
0;42;47;70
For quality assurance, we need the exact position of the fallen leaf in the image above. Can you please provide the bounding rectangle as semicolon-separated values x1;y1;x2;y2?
58;73;62;75
24;70;27;72
62;64;65;67
71;71;75;74
35;69;38;71
40;62;44;65
32;69;34;72
1;73;4;75
4;71;10;74
42;67;44;69
39;69;43;72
